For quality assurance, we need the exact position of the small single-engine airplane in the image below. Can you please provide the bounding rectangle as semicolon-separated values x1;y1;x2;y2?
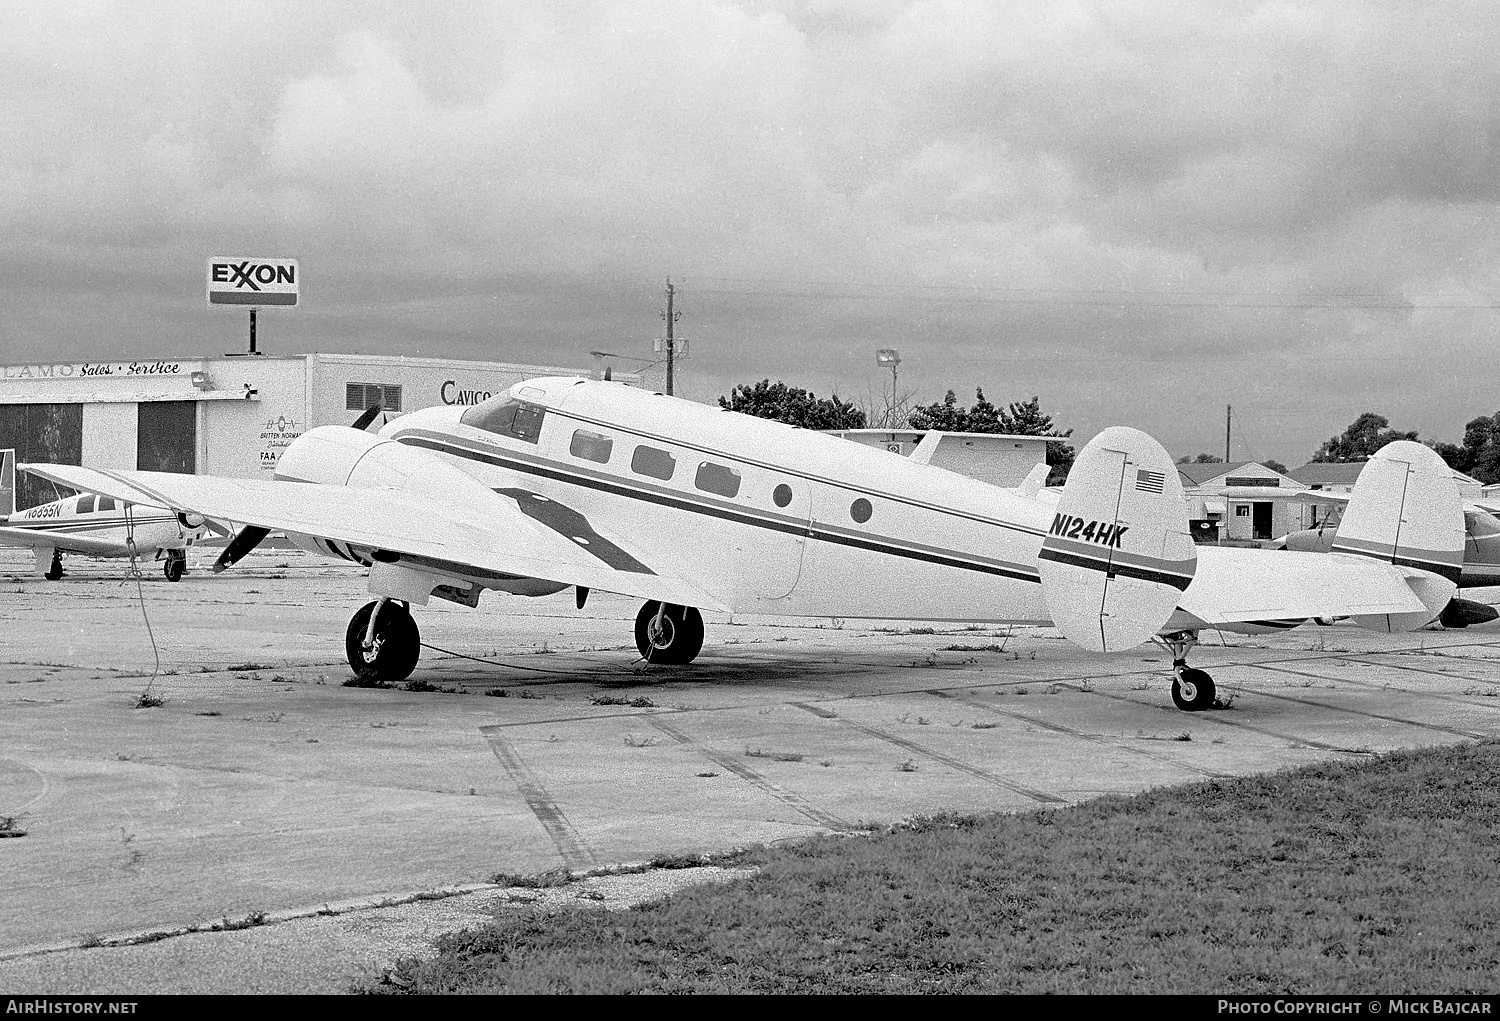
21;378;1467;712
0;448;210;581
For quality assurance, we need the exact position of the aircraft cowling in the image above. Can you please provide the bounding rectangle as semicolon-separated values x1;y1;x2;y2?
274;425;500;505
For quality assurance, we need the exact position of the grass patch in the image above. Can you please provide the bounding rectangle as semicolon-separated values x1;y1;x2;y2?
371;741;1500;994
591;695;657;708
225;662;273;672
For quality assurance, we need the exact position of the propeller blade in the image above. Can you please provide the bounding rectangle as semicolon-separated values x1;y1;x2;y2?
351;405;384;431
213;525;271;574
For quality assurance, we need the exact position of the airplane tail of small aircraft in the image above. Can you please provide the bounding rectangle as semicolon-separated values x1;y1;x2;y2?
1038;427;1196;652
1;449;14;518
1332;440;1464;632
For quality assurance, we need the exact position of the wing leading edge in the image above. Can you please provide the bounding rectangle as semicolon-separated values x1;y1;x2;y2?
20;464;726;611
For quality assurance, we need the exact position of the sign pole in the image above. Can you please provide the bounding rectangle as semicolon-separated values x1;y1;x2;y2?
249;308;257;355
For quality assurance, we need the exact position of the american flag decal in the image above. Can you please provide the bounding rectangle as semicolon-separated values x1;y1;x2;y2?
1135;468;1166;494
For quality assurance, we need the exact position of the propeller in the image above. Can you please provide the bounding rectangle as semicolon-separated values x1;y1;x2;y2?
214;406;382;574
351;404;384;431
212;524;271;574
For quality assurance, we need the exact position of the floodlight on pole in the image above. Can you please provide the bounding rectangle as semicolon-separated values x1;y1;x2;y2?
876;348;901;391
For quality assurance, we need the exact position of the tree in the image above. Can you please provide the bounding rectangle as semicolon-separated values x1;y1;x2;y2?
1311;413;1419;462
1263;459;1289;475
1177;453;1224;464
718;380;866;430
908;388;1075;484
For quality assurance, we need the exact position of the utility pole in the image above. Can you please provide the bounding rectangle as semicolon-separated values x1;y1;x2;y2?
662;278;681;396
1225;404;1232;463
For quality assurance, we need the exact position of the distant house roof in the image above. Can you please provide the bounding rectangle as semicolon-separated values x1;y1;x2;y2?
1176;460;1251;485
1288;462;1367;487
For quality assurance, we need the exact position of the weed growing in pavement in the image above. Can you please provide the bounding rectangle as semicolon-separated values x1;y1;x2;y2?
134;692;163;709
0;816;27;838
623;734;659;748
485;689;509;697
895;759;918;772
591;695;657;708
745;748;804;762
226;662;273;672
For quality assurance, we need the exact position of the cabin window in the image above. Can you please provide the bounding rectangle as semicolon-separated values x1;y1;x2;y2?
695;461;741;498
632;445;676;481
460;397;546;444
97;496;114;512
570;430;613;464
772;483;792;508
850;498;873;524
76;495;96;514
346;382;403;413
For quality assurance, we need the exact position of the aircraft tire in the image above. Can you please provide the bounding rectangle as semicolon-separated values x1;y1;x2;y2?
345;601;421;683
163;553;185;582
44;554;63;581
1171;668;1216;712
634;602;704;665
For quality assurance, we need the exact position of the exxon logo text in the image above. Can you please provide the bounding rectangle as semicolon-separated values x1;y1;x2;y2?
210;262;296;291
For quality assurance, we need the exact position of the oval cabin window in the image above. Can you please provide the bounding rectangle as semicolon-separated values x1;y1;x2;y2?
772;483;792;508
850;498;872;523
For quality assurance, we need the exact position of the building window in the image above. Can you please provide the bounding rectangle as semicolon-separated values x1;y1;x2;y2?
632;445;676;480
570;430;613;464
346;382;403;413
1235;505;1250;517
695;461;741;498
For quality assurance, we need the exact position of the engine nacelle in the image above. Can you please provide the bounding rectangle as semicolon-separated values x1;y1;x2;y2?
274;426;496;504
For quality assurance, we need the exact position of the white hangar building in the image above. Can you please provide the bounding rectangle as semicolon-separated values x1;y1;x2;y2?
0;353;634;510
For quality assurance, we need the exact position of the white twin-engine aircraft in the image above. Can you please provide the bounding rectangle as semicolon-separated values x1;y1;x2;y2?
22;377;1466;713
0;449;208;581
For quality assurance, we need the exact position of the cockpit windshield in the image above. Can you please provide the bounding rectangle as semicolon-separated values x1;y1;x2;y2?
459;395;546;444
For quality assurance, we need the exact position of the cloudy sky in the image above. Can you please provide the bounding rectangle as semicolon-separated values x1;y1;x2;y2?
4;0;1499;465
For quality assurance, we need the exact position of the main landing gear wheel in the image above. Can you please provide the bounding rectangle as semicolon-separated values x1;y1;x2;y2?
44;552;63;581
634;601;704;665
1172;667;1217;712
345;600;421;683
163;550;186;582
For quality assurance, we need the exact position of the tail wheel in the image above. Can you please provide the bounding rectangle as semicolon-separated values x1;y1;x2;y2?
1172;667;1216;712
163;551;186;582
634;602;704;665
345;600;421;682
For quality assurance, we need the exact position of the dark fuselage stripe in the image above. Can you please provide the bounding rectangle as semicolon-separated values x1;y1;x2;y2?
1037;546;1194;592
399;435;1044;585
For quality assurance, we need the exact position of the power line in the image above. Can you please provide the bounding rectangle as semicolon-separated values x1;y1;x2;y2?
687;275;1500;311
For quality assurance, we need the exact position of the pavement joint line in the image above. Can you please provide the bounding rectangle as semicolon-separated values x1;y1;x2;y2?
645;716;856;832
479;727;600;870
1251;659;1500;706
0;882;505;964
1340;654;1500;683
829;716;1067;804
1241;665;1496;740
924;689;1238;780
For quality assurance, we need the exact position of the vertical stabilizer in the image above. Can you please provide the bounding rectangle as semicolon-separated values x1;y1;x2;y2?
1037;427;1195;652
1333;440;1463;632
0;449;13;518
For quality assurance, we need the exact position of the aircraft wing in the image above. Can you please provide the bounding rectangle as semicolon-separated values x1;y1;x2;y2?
20;464;728;611
0;524;126;557
1172;546;1431;624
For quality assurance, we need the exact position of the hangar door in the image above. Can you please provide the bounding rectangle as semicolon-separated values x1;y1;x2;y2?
138;401;196;474
0;403;83;510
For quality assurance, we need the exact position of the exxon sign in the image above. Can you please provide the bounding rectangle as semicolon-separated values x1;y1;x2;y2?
207;258;299;307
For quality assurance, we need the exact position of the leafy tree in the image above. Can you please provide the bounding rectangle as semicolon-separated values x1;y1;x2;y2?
718;380;866;430
1428;413;1500;483
1176;453;1224;464
1311;413;1419;462
1263;459;1289;475
908;388;1074;484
